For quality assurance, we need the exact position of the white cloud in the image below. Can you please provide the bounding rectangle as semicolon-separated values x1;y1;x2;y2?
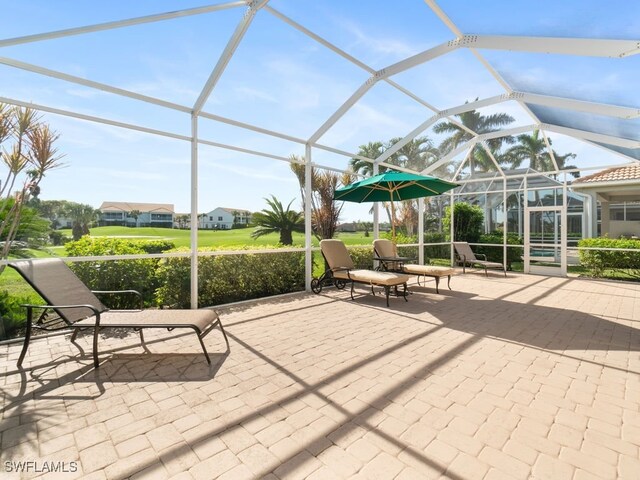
234;86;278;103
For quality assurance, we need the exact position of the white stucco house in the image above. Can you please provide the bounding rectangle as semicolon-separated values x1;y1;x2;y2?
200;207;252;230
99;201;175;228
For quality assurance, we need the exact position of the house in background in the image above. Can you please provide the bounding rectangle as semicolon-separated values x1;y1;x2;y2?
99;201;174;228
200;207;252;230
571;164;640;238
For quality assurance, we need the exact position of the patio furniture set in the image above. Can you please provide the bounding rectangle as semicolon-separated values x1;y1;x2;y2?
8;241;502;369
312;239;506;307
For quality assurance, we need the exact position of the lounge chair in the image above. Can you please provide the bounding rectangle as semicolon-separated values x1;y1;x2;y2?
9;258;229;368
373;239;455;294
313;239;410;307
453;241;506;277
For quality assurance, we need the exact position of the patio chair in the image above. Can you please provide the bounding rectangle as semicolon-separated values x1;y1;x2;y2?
9;258;229;369
373;239;455;294
313;239;411;307
453;241;506;277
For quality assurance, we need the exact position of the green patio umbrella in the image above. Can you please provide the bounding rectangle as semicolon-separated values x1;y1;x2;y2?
334;170;460;240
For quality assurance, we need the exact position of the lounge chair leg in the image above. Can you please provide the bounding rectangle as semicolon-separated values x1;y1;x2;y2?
17;307;33;367
384;286;390;307
434;277;440;294
217;316;230;350
196;333;211;364
503;268;507;277
70;327;79;343
402;283;408;302
485;266;488;277
447;275;452;290
139;328;145;345
350;281;355;301
92;325;100;369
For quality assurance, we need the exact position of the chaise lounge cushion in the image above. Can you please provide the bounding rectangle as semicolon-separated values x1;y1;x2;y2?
74;309;218;332
333;268;410;286
401;264;455;277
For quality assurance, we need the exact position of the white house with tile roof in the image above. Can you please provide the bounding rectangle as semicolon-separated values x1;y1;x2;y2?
571;164;640;238
99;201;174;228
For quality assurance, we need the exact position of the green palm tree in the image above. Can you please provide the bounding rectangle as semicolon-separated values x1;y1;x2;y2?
349;141;384;176
505;130;578;177
251;195;304;245
433;106;515;175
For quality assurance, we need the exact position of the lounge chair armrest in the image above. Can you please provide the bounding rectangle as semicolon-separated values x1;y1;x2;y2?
20;303;102;327
475;253;488;261
331;267;351;273
92;289;143;310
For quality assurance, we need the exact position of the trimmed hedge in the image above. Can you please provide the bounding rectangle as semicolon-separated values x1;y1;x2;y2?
156;247;305;308
578;237;640;277
476;232;524;270
64;237;175;308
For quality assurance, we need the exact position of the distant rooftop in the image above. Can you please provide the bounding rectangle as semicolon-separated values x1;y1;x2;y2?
100;201;175;213
572;164;640;185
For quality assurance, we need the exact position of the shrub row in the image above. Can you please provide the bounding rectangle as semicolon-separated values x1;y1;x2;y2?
156;247;305;308
63;238;305;309
578;237;640;277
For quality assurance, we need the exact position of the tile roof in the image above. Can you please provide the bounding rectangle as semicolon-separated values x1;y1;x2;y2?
99;201;175;213
572;164;640;184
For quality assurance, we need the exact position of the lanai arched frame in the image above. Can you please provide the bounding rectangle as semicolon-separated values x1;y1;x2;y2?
1;1;638;307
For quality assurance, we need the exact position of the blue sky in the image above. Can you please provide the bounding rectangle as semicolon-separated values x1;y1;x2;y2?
0;1;638;221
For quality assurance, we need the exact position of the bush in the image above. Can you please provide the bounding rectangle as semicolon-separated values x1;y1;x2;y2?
0;290;38;339
423;232;448;260
476;232;523;270
444;203;484;243
49;230;71;246
64;237;171;308
156;246;305;308
347;246;375;269
578;237;640;277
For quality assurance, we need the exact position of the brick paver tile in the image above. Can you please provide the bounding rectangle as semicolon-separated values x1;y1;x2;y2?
74;423;110;451
532;453;575;480
79;441;118;474
357;452;404;480
273;450;322;480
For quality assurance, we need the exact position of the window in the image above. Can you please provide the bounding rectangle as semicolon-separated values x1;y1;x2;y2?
209;216;213;221
218;216;223;221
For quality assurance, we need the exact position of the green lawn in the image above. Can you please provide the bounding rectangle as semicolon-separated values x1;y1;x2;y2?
58;226;372;249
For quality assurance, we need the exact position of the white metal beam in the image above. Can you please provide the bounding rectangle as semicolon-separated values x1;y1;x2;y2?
193;0;269;114
423;140;478;175
0;56;192;113
0;96;191;141
190;114;199;309
0;2;245;48
515;92;640;119
479;141;505;176
374;115;439;164
307;78;377;144
381;42;458;79
542;124;640;149
453;146;475;180
540;129;559;172
458;35;640;58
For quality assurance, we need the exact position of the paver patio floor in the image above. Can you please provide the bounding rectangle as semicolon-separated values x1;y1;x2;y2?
1;272;639;479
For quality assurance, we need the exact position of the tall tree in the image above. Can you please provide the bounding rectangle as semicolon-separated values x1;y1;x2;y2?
433;105;514;175
291;156;353;240
66;203;98;240
505;130;578;177
251;195;304;245
128;209;142;227
0;104;63;270
348;141;384;176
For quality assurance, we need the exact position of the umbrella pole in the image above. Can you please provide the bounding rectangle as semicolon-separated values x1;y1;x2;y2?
390;196;396;242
